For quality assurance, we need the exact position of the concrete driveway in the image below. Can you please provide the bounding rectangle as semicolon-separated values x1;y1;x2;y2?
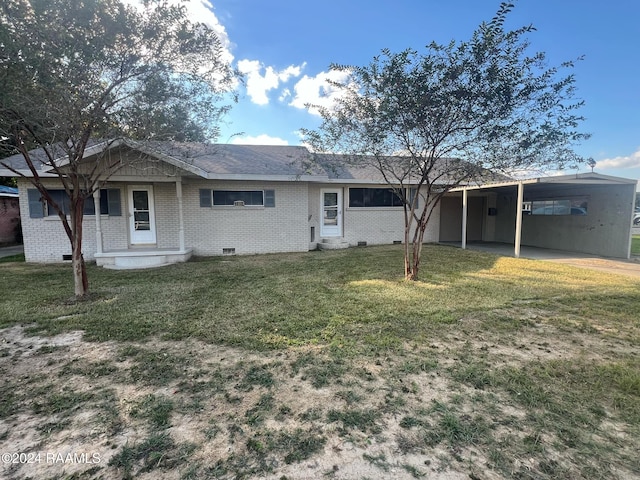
460;242;640;279
0;245;24;258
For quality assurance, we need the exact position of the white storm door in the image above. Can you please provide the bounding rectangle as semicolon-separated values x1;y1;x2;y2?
320;188;342;237
128;186;157;244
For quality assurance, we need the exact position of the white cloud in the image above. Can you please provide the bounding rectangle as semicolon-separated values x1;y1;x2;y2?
120;0;234;68
237;60;305;105
279;88;292;102
595;148;640;170
289;70;352;116
230;134;289;145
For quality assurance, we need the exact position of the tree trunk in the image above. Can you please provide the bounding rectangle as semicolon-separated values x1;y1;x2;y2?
403;218;412;279
71;198;89;298
406;222;427;281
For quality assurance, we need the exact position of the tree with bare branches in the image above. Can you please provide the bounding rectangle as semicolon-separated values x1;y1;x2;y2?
302;2;589;281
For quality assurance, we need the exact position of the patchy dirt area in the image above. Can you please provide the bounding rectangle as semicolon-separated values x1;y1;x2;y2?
1;322;638;479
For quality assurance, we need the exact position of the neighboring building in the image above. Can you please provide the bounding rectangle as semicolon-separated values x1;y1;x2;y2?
0;140;637;267
0;185;20;246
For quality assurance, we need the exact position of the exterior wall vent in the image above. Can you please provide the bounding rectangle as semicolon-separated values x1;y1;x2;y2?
393;240;402;245
222;248;236;255
357;241;367;247
233;200;245;207
62;254;72;261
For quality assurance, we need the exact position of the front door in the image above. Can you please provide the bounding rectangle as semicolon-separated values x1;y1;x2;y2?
320;188;342;237
128;186;156;245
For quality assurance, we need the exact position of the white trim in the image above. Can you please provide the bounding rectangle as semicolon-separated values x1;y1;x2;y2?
514;182;524;258
452;172;638;192
320;188;343;238
176;180;185;252
462;189;468;250
93;189;103;254
128;185;157;245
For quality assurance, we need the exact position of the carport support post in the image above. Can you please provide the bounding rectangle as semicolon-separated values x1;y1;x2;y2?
93;189;103;255
461;189;468;249
176;179;185;251
514;181;524;258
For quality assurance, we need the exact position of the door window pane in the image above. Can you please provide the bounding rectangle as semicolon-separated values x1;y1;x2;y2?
133;191;149;210
324;192;338;207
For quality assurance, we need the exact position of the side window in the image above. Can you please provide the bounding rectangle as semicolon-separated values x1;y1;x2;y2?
27;188;121;217
199;189;276;207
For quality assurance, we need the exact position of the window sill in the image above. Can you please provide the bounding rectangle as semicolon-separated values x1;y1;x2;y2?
43;214;111;221
210;206;266;210
346;206;405;211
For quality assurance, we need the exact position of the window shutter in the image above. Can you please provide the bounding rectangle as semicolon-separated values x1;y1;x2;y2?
107;189;121;216
199;189;212;207
27;189;44;218
409;188;418;206
83;196;96;215
264;190;275;208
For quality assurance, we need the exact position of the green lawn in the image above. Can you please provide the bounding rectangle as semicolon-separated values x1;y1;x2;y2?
632;234;640;255
1;244;639;479
2;244;638;351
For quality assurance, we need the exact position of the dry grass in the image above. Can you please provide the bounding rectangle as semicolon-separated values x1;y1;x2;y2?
0;244;639;479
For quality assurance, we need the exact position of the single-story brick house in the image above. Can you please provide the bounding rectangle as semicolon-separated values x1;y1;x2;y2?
0;185;20;246
0;140;637;268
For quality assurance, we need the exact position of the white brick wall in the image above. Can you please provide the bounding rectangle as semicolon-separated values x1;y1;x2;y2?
19;178;442;263
309;184;440;246
18;179;101;262
184;181;309;256
153;183;180;250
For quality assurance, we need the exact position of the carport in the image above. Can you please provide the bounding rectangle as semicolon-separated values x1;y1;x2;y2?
440;173;637;259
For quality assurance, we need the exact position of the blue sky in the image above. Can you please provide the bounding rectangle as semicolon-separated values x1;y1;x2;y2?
182;0;640;184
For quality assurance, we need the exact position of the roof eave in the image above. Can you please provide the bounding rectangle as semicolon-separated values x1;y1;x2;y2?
205;173;329;182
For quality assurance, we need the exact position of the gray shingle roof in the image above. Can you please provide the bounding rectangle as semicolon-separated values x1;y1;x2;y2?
0;140;509;185
141;142;319;177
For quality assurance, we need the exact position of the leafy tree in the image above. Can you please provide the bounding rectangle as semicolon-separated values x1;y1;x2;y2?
0;177;17;188
0;0;237;297
302;2;589;280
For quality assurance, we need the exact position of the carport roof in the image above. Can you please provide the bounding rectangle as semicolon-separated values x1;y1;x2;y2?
452;172;637;192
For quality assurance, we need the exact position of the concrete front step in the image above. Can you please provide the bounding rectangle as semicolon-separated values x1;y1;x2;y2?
318;238;350;250
95;248;193;270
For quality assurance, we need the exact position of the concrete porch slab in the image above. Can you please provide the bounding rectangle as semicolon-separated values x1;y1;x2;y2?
95;248;192;270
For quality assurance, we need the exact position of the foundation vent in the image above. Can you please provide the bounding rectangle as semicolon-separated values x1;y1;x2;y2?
222;248;236;255
62;254;72;261
393;240;402;245
357;241;367;247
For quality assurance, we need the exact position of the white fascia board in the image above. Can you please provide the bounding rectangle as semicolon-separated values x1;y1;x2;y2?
318;178;426;185
45;139;124;169
205;173;329;182
536;172;638;185
0;168;58;178
451;180;533;192
451;173;639;193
